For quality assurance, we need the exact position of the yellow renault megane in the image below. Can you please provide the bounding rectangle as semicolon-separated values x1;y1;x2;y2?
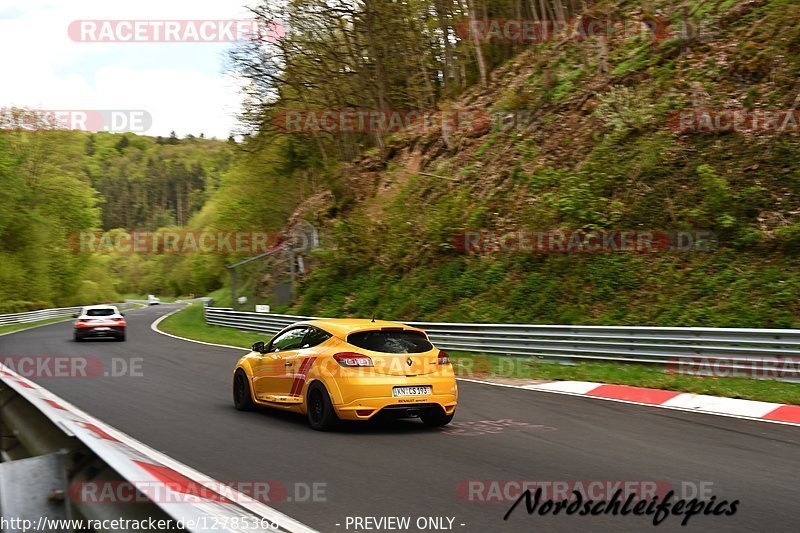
232;319;457;430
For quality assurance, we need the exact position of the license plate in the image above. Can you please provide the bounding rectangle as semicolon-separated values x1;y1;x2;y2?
94;327;111;331
392;386;432;397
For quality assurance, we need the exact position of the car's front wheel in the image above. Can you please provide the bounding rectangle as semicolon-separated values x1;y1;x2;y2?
420;407;454;427
306;382;338;431
233;370;255;411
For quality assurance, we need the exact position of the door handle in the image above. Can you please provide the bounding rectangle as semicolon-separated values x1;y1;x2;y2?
284;362;293;366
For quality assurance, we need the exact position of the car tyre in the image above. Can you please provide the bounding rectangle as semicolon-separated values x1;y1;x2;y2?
420;407;454;427
233;370;255;411
74;331;83;342
117;332;126;342
307;382;338;431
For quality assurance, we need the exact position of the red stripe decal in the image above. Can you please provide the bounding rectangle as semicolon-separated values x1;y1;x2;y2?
762;405;800;424
587;384;682;405
289;358;311;397
290;357;316;397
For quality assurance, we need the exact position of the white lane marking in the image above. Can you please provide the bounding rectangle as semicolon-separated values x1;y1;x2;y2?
661;393;779;418
150;316;800;429
524;381;603;394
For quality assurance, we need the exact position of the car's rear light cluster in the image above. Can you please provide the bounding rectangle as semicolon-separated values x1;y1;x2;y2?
333;352;374;367
438;350;451;365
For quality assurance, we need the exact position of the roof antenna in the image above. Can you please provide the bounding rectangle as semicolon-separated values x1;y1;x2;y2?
371;313;376;323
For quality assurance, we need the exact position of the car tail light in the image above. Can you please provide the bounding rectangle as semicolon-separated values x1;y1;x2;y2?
333;352;373;367
438;350;451;365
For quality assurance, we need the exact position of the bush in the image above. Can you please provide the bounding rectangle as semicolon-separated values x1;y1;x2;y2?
0;301;54;314
594;86;656;133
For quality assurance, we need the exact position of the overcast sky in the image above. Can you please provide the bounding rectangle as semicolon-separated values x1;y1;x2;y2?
0;0;258;138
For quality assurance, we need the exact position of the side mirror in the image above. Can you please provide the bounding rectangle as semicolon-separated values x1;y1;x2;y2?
120;313;125;317
72;313;79;318
251;341;268;354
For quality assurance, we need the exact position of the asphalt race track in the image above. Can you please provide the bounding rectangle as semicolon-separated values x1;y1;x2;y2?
1;304;798;533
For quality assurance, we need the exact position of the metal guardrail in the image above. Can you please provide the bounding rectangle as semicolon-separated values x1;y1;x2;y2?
204;306;800;379
0;307;83;327
0;302;135;327
0;365;313;532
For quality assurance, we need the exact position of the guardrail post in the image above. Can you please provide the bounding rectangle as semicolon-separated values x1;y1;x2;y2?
0;386;79;458
229;265;238;311
0;452;70;531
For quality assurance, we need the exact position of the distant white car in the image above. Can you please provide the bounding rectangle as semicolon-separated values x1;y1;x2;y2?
74;305;126;342
147;295;161;305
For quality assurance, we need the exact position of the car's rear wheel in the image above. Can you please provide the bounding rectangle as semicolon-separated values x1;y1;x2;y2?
420;407;454;427
117;331;126;342
307;382;338;431
233;370;255;411
73;331;83;342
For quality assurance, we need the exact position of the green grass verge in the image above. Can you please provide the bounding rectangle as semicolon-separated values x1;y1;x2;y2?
157;302;267;348
0;317;72;336
452;353;800;405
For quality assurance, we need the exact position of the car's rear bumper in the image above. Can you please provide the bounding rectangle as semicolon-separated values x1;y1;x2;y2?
75;326;125;338
335;397;457;420
328;374;457;420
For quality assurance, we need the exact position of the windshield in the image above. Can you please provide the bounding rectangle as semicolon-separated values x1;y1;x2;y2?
86;308;116;317
347;330;433;354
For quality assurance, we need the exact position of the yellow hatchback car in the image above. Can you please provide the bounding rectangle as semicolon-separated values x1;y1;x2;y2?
232;319;458;430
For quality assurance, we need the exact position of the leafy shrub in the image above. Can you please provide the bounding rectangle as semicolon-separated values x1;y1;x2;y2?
594;86;656;133
774;223;800;253
0;301;54;314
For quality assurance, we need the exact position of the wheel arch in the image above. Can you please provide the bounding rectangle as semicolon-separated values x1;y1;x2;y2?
233;365;258;404
305;361;344;405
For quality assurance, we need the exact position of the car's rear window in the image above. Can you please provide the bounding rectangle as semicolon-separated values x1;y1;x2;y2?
86;308;116;317
347;329;433;354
